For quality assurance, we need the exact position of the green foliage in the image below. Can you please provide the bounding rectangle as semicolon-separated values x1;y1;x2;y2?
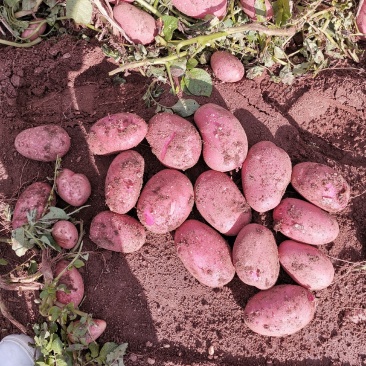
66;0;93;25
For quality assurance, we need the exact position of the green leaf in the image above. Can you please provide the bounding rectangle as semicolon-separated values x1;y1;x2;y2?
21;0;37;11
66;0;93;24
49;306;62;321
274;46;287;59
88;342;100;359
98;342;119;361
72;259;85;269
51;337;64;355
254;0;267;22
273;0;292;26
105;343;128;366
4;0;20;8
11;227;33;257
183;68;212;97
186;58;198;70
28;259;38;274
171;98;200;117
246;66;265;79
161;15;179;41
279;65;295;85
0;258;8;266
40;207;70;221
170;59;187;78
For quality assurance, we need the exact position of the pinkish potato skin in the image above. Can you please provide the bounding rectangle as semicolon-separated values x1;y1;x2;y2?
113;3;157;45
174;220;235;287
357;0;366;38
90;211;146;253
21;18;47;41
56;169;91;207
137;169;194;234
194;103;248;172
210;51;245;83
52;220;78;249
12;182;55;229
87;112;148;155
233;223;279;289
105;151;144;214
278;240;335;291
194;170;251;236
243;284;316;337
273;198;339;245
291;162;350;213
172;0;227;19
68;319;107;344
240;0;273;20
242;141;292;213
146;112;202;171
14;124;70;162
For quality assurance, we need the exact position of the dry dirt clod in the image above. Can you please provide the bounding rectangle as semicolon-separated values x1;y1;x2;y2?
208;345;215;355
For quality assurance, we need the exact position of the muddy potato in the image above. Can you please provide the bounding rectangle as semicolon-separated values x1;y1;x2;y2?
87;112;148;155
291;162;350;213
242;141;292;213
52;220;78;249
171;0;227;19
68;319;106;344
194;103;248;172
15;124;70;162
146;112;202;171
240;0;273;20
105;150;144;214
243;284;316;337
210;51;245;83
273;198;339;245
194;170;251;236
174;220;235;287
233;223;279;289
89;211;146;253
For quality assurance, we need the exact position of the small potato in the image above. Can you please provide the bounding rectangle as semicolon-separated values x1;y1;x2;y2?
105;151;144;214
273;198;339;245
15;124;70;162
56;168;91;207
21;18;47;41
174;220;235;287
210;51;244;83
54;260;84;307
233;223;279;289
87;112;148;155
172;0;227;19
243;284;316;337
291;162;350;213
137;169;194;234
194;170;251;236
357;0;366;38
52;220;78;249
242;141;292;213
113;3;157;45
12;182;55;229
240;0;273;20
278;240;335;291
194;103;248;172
146;112;202;171
90;211;146;253
68;319;106;344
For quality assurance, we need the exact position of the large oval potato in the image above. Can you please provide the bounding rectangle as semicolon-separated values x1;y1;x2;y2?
87;112;148;155
172;0;227;19
278;240;335;291
240;0;274;20
242;141;292;213
89;211;146;253
210;51;245;83
105;150;144;214
146;112;202;171
174;220;235;287
194;103;248;172
273;198;339;245
137;169;194;234
14;124;70;162
243;284;316;337
233;223;279;289
194;170;251;236
291;162;350;213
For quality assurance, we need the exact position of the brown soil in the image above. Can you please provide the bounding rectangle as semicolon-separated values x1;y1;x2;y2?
0;35;366;366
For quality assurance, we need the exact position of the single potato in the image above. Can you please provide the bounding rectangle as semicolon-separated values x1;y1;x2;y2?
171;0;227;19
210;51;245;83
52;220;79;249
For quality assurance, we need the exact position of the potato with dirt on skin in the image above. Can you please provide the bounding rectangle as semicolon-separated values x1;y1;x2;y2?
52;220;78;249
240;0;274;20
105;150;144;214
210;51;245;83
194;103;248;172
241;141;292;213
243;284;316;337
174;220;235;288
14;124;70;162
146;112;202;171
194;170;251;236
357;0;366;39
89;211;146;253
172;0;227;19
68;319;106;344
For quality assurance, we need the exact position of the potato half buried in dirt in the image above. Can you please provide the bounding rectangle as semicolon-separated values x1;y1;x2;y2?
171;0;227;19
240;0;274;20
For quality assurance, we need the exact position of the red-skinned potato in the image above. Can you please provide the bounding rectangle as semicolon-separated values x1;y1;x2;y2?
278;240;335;291
54;260;84;307
90;211;146;253
291;162;350;213
87;112;148;155
194;170;251;236
210;51;245;83
113;3;157;45
137;169;194;234
357;0;366;39
174;220;235;287
146;112;202;171
233;223;279;290
171;0;227;19
52;220;78;249
56;169;91;207
242;141;292;213
105;151;144;214
15;124;70;162
194;103;248;172
68;319;106;345
21;18;47;41
273;198;339;245
244;284;316;337
240;0;273;20
12;182;55;230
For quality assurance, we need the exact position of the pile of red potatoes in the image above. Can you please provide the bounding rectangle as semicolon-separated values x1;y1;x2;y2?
12;101;350;338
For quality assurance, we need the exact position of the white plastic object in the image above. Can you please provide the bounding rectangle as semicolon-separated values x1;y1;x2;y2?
0;334;39;365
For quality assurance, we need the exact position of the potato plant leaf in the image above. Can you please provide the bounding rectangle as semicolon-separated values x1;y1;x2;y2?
171;98;200;117
246;66;265;79
66;0;93;25
105;343;128;366
40;207;70;221
183;68;212;97
0;258;8;265
254;0;267;22
161;15;179;41
273;0;291;26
